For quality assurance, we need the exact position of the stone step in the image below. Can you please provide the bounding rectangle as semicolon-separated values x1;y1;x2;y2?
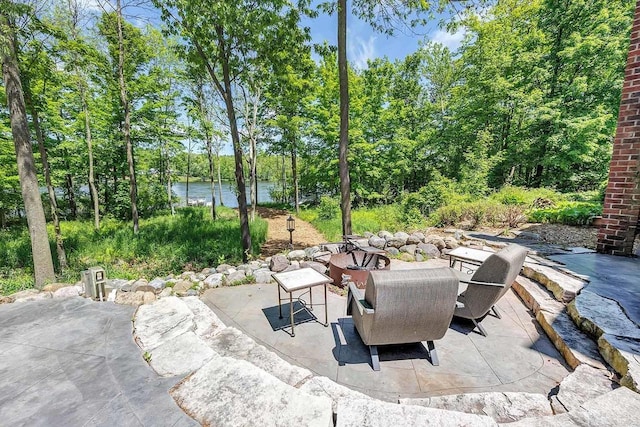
513;276;605;370
567;290;640;392
399;392;552;423
134;296;198;351
505;386;640;426
549;364;618;414
521;262;587;303
170;356;333;427
336;398;497;427
203;326;313;387
299;376;372;413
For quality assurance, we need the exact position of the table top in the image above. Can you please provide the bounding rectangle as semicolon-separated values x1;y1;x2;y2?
272;267;332;292
448;247;494;263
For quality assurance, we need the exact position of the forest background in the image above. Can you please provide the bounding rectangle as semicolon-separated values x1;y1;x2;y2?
0;0;634;292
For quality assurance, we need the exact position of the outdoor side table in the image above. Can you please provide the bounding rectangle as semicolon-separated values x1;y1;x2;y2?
272;268;332;337
448;247;493;271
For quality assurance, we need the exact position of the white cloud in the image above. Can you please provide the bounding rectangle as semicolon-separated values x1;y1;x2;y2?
348;35;377;70
431;28;465;51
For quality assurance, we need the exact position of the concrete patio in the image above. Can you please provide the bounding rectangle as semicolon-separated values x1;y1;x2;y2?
201;259;570;402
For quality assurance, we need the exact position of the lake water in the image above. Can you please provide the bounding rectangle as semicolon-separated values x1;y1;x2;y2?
172;181;275;207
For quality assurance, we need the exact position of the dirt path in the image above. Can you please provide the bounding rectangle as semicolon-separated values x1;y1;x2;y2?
256;207;326;257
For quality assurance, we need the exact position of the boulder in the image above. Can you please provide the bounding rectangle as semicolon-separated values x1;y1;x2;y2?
368;236;387;249
386;237;407;249
158;288;173;298
108;278;131;290
305;246;320;259
172;280;192;296
283;263;301;272
414;253;425;262
181;296;226;339
115;290;145;306
394;231;410;241
270;255;290;272
300;261;327;274
323;243;344;253
225;270;246;285
254;269;274;284
427;236;446;250
386;247;400;256
148;278;167;291
203;273;224;288
248;261;263;271
170;357;332;427
287;250;307;261
399;244;417;254
216;264;233;274
11;289;52;303
313;251;332;264
53;285;82;299
0;296;15;304
378;230;393;239
444;236;459;249
410;232;426;243
406;234;422;245
417;243;441;259
42;283;73;292
399;253;415;262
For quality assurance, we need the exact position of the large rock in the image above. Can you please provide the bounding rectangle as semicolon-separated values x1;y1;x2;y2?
172;280;192;296
368;236;386;249
148;278;167;291
400;392;552;423
224;270;246;285
417;243;440;259
399;244;417;254
147;331;217;377
270;255;290;272
301;261;328;274
216;264;233;274
134;296;195;351
335;398;496;427
522;263;586;303
170;356;332;427
313;251;332;264
115;290;154;306
598;333;640;391
42;283;73;292
378;230;393;239
300;376;371;413
203;273;224;288
254;269;274;284
52;285;82;299
568;290;640;339
409;232;425;244
386;236;407;249
305;246;320;259
287;250;307;261
10;289;52;303
386;247;400;256
508;387;640;426
550;364;617;414
443;236;459;249
204;327;312;387
426;236;446;250
0;296;15;304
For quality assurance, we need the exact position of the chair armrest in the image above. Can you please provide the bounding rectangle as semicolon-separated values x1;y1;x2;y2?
460;278;505;288
347;282;374;315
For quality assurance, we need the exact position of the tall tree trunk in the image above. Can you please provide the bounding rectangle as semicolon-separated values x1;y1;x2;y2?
281;151;287;204
218;37;251;262
26;96;67;271
337;0;352;236
166;146;175;215
186;126;192;205
216;150;224;206
82;88;100;229
116;0;138;233
204;130;217;220
1;16;55;288
291;141;299;214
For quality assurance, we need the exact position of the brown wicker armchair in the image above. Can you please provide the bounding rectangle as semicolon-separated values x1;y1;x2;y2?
346;268;459;371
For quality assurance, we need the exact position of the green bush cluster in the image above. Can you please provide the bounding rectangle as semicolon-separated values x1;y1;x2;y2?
0;207;268;295
528;202;602;225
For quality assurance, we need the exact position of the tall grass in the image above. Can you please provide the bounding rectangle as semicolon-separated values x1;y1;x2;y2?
300;204;425;241
0;206;267;295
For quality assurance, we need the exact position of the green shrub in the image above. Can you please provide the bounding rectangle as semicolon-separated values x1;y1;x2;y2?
528;202;602;226
318;196;340;220
490;186;563;206
431;203;464;226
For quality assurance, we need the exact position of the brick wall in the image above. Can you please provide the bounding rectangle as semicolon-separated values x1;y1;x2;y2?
597;0;640;255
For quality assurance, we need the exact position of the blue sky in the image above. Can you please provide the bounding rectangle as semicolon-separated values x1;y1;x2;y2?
301;7;465;68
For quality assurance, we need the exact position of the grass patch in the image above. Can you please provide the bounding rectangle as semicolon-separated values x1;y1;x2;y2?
0;206;267;295
300;203;423;241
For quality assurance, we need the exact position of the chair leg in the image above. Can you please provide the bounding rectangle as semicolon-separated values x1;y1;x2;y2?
369;345;380;371
491;305;502;319
425;341;439;366
472;318;488;337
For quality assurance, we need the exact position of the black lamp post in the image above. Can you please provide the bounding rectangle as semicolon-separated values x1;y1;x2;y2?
286;215;295;250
